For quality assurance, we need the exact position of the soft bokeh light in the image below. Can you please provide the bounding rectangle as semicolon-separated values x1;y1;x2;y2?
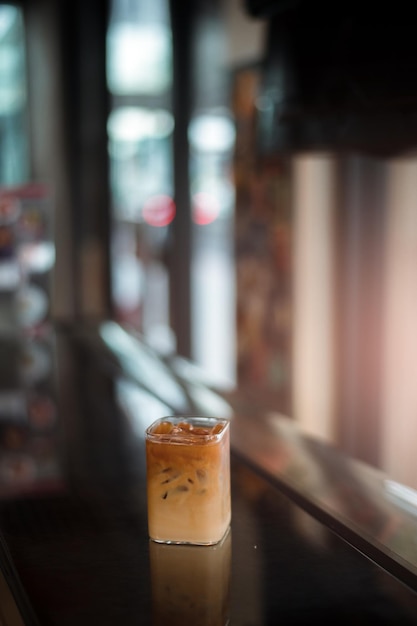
107;107;174;143
189;114;235;153
192;192;220;225
142;194;175;227
107;22;172;95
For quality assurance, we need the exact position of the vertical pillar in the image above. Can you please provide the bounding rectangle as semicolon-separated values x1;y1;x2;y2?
292;155;336;441
168;0;193;357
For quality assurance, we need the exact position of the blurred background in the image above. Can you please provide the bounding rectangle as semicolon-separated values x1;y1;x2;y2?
2;0;417;492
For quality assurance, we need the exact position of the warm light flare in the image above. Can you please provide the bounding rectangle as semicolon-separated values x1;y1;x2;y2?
381;158;417;491
292;155;336;442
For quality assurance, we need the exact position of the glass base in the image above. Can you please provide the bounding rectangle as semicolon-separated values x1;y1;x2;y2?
149;525;231;547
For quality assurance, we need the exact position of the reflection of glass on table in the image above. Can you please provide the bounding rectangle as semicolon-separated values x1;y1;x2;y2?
150;528;231;626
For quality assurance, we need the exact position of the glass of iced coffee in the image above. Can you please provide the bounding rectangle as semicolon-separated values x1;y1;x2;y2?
146;416;231;545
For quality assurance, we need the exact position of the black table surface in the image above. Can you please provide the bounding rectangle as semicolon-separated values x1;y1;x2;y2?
1;323;417;625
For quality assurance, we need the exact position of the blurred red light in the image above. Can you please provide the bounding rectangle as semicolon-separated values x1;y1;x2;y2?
142;195;176;227
193;192;220;225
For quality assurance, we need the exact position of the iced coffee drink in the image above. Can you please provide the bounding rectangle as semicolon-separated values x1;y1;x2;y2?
146;417;231;545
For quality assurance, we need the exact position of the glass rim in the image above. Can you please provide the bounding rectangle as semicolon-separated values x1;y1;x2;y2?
146;416;230;444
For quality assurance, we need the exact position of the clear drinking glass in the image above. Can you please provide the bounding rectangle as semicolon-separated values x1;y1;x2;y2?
146;416;231;545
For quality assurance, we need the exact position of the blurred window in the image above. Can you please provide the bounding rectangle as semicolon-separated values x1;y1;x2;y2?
0;4;29;185
107;0;236;387
190;110;236;387
107;0;174;348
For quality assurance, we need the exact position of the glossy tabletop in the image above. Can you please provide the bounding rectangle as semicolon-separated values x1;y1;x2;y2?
1;323;417;625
